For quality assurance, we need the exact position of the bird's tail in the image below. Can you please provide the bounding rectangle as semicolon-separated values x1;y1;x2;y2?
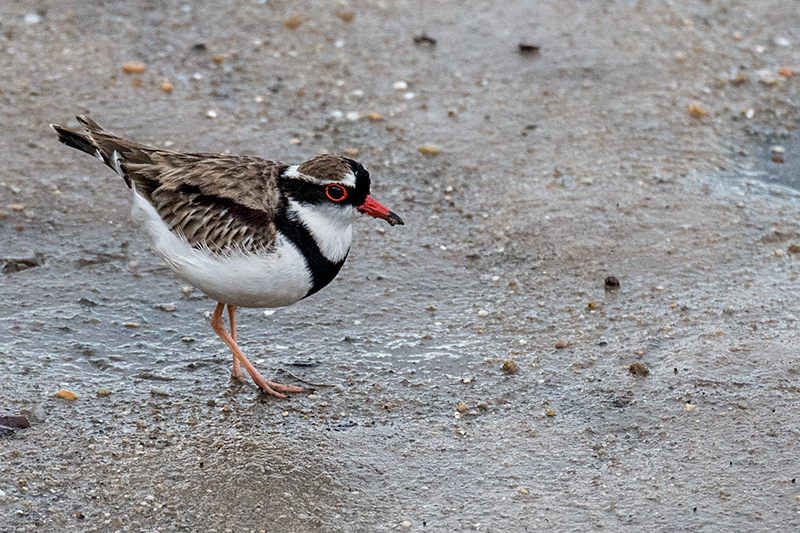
51;115;146;188
51;116;102;157
50;115;108;156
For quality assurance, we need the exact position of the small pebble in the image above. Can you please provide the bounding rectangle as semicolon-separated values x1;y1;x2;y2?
96;388;112;397
159;81;173;93
518;488;529;494
55;389;77;401
688;104;707;118
24;13;41;24
757;69;780;86
555;340;568;349
456;402;468;413
684;403;696;412
545;409;555;416
123;322;139;328
343;148;359;156
518;43;540;54
284;15;305;30
775;249;784;257
629;362;649;376
604;276;620;289
418;144;441;155
366;112;383;121
400;522;411;528
477;309;489;317
744;108;755;119
155;304;176;312
206;110;218;118
502;360;518;374
122;61;147;74
788;245;800;254
8;204;24;211
393;80;408;90
0;414;30;429
779;66;795;78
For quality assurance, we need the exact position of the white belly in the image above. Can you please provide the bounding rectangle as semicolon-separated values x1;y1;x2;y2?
130;190;313;308
172;237;312;308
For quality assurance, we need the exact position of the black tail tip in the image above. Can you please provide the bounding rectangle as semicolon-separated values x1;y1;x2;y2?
51;121;97;155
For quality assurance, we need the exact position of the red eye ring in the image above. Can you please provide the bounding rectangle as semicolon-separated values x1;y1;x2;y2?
326;184;348;202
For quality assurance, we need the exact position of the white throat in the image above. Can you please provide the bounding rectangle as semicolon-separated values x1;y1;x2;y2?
288;200;355;263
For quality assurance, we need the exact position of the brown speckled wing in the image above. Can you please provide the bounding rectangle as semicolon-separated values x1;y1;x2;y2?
149;184;278;253
128;153;284;253
67;116;283;253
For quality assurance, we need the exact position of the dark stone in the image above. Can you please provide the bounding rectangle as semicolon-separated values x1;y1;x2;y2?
0;413;30;429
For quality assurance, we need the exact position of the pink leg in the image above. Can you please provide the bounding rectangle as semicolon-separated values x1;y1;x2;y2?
227;304;244;379
210;302;304;398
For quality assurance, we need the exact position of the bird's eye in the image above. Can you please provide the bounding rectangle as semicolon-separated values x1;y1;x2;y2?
325;184;348;202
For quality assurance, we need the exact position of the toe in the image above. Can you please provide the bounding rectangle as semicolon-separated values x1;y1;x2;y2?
265;380;305;393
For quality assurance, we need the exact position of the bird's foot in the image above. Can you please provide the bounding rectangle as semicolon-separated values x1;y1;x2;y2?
252;375;305;398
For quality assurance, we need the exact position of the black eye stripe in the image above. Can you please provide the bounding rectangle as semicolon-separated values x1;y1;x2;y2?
325;184;347;201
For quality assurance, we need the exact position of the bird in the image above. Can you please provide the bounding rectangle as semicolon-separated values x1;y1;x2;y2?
51;115;404;398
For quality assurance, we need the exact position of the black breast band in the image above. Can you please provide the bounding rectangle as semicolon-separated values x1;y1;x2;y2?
275;214;347;298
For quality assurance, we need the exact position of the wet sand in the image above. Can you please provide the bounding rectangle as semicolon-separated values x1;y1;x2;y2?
2;1;800;531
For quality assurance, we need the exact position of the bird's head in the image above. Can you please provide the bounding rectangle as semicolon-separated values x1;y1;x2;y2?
283;154;404;226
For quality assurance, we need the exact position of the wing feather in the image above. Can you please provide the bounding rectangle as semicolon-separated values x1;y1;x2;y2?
55;116;284;254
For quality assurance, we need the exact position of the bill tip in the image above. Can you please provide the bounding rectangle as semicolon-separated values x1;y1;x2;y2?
387;212;405;226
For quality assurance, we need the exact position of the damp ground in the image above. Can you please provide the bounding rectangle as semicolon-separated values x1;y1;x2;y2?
2;1;800;531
